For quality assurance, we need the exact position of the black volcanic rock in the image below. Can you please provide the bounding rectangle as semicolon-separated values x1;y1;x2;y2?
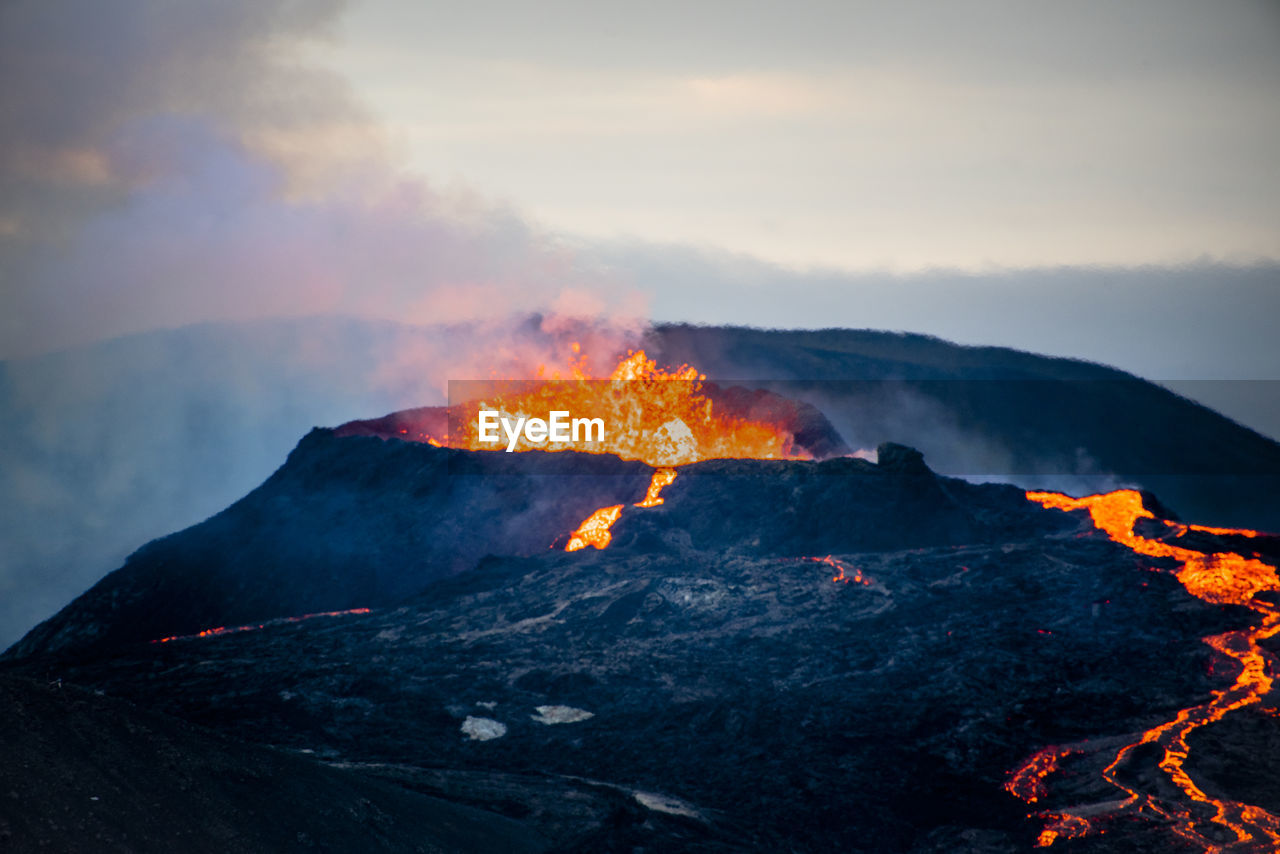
5;321;1280;852
6;415;1280;851
876;441;929;473
5;432;654;660
7;512;1259;852
6;437;1060;662
0;675;547;853
610;455;983;556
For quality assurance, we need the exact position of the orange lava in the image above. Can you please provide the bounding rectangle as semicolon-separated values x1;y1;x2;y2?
822;556;870;585
446;349;807;468
429;347;810;555
151;608;371;644
1009;489;1280;851
789;555;874;586
1006;746;1078;804
565;504;624;552
1035;814;1091;848
636;467;678;508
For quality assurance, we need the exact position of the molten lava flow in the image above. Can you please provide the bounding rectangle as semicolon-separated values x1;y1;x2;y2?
636;468;677;508
151;608;371;644
1008;489;1280;851
788;555;874;586
1035;814;1091;847
1026;490;1278;606
560;466;673;553
565;504;624;552
560;467;675;554
1006;746;1078;804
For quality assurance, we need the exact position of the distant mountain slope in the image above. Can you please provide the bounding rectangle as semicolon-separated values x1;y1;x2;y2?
649;324;1280;529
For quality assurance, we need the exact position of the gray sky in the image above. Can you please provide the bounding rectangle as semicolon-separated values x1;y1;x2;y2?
2;0;1278;384
321;0;1280;270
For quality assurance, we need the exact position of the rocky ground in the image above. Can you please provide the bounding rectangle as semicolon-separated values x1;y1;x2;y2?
0;675;548;853
7;438;1273;851
6;312;1280;853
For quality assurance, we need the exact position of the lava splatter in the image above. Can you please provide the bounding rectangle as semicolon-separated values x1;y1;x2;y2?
636;467;678;508
565;504;625;552
437;349;807;467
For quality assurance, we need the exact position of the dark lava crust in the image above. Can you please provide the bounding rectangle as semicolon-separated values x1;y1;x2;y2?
6;436;1277;852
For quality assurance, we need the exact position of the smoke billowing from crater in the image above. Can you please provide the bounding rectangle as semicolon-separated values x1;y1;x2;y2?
0;0;643;359
0;0;654;648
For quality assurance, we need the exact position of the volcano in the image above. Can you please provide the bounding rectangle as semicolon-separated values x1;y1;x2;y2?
5;343;1280;852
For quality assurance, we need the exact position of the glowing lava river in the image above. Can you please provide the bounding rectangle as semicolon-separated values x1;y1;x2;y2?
1010;489;1280;851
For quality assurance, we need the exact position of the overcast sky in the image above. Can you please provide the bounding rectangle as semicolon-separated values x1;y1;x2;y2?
322;0;1280;271
2;0;1277;387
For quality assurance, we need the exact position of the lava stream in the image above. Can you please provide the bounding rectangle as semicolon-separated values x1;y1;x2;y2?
1009;489;1280;851
151;608;371;644
562;467;680;553
636;467;677;508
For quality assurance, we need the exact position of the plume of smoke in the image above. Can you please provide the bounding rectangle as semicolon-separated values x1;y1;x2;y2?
0;0;645;358
0;0;651;648
0;312;649;650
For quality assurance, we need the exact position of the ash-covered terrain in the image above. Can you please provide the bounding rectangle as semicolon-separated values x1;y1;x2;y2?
6;421;1280;852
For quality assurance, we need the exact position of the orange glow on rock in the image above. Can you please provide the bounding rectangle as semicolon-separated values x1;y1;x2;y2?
788;555;874;586
151;608;370;644
565;504;624;552
439;348;809;555
635;468;677;508
1034;814;1090;848
819;555;870;585
1005;746;1077;804
1011;490;1280;851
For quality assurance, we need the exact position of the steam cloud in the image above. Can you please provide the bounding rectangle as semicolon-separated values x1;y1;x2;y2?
0;0;642;358
0;0;645;648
